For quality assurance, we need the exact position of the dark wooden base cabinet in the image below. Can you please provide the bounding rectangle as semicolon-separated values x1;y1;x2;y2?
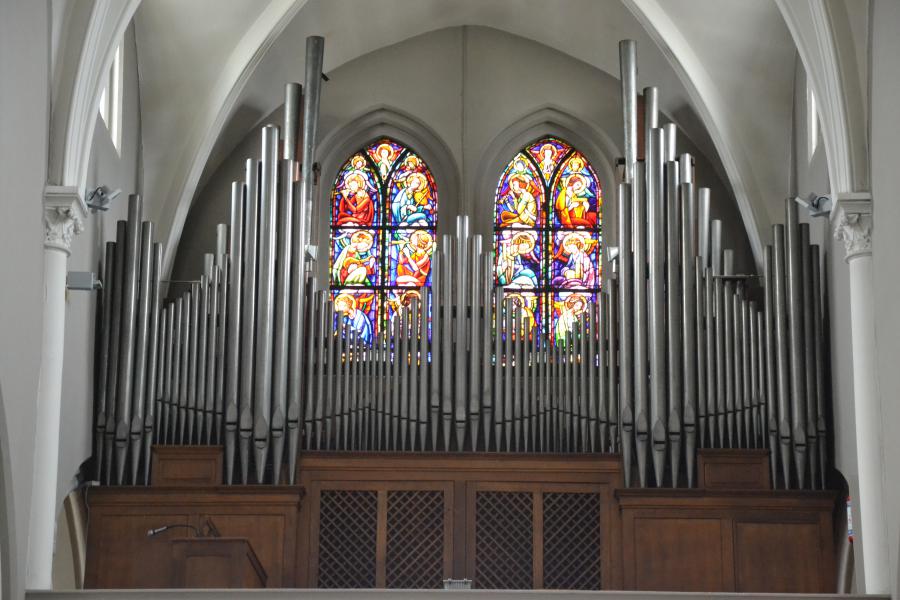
84;451;838;592
617;489;837;592
84;486;301;588
296;453;622;590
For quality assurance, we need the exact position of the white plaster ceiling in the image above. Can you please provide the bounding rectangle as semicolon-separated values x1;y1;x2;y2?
132;0;798;272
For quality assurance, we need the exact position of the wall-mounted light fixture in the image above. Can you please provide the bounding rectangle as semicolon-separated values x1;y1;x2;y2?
794;193;832;218
86;185;122;212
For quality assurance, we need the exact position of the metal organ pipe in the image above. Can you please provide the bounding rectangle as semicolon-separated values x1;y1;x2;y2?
647;127;666;486
785;201;808;487
619;40;638;183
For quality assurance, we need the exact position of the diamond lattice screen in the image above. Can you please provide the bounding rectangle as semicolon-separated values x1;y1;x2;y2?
543;491;602;589
386;490;445;588
317;490;378;588
474;491;534;589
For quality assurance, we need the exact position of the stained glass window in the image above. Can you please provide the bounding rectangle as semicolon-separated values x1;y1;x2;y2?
330;138;437;338
494;136;602;338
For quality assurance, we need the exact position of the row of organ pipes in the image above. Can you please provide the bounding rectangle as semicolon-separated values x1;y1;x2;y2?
92;37;829;490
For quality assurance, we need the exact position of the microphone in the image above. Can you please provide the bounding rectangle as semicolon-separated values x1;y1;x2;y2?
146;524;202;538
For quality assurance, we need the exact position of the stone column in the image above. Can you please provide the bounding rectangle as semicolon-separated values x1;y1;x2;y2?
27;186;86;590
832;195;888;594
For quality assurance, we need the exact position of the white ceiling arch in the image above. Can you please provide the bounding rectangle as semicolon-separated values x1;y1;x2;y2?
133;0;819;274
776;0;869;196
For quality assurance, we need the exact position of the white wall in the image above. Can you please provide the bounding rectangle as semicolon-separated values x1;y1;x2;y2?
0;1;50;599
174;26;752;286
52;21;144;590
869;0;900;595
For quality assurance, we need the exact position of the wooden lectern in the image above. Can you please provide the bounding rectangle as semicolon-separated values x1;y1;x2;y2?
169;537;267;588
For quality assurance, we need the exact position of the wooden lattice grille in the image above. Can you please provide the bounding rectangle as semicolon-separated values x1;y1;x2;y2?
474;491;534;589
317;490;378;588
543;491;602;589
386;490;445;588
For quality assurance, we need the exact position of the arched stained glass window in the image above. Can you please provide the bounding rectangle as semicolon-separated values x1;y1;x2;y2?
330;137;438;340
494;136;602;338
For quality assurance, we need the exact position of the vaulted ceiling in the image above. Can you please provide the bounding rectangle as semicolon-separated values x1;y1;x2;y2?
131;0;799;273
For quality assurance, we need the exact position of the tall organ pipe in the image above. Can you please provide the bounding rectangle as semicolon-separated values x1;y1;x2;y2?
665;162;683;486
95;241;116;481
129;222;153;484
178;289;191;445
773;226;792;487
801;225;818;488
812;245;827;487
681;183;698;486
617;182;633;483
187;281;200;444
224;181;244;484
785;201;807;487
619;40;638;183
195;259;210;443
114;196;142;485
633;159;649;487
204;254;218;444
647;127;666;486
273;158;294;484
239;159;259;483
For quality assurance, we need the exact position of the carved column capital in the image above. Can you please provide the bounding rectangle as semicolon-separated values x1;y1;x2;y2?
832;194;873;262
43;186;87;255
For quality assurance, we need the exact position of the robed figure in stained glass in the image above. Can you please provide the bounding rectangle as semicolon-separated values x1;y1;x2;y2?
335;171;376;226
498;174;538;227
332;230;378;286
551;231;597;289
392;230;434;287
553;155;597;229
334;292;375;343
496;230;540;289
391;171;435;226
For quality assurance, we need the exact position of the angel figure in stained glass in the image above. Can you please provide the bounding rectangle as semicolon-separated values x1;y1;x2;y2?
496;231;540;289
394;230;434;286
373;142;396;179
537;142;560;181
391;172;434;226
507;292;538;332
332;230;377;285
334;292;374;343
335;172;376;226
554;293;589;339
551;231;597;288
498;174;538;227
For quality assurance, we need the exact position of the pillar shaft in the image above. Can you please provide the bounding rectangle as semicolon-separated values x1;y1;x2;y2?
27;187;85;590
833;196;888;594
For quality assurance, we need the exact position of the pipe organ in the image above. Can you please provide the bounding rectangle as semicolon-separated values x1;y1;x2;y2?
91;37;830;493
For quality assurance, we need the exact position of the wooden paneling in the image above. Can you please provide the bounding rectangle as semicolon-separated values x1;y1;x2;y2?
170;538;266;588
84;450;837;593
697;449;770;490
618;488;837;593
632;517;726;591
84;486;301;588
151;445;223;487
733;521;823;592
297;453;623;590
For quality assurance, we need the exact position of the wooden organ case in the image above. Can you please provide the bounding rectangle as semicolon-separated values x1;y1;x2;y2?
84;35;842;594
